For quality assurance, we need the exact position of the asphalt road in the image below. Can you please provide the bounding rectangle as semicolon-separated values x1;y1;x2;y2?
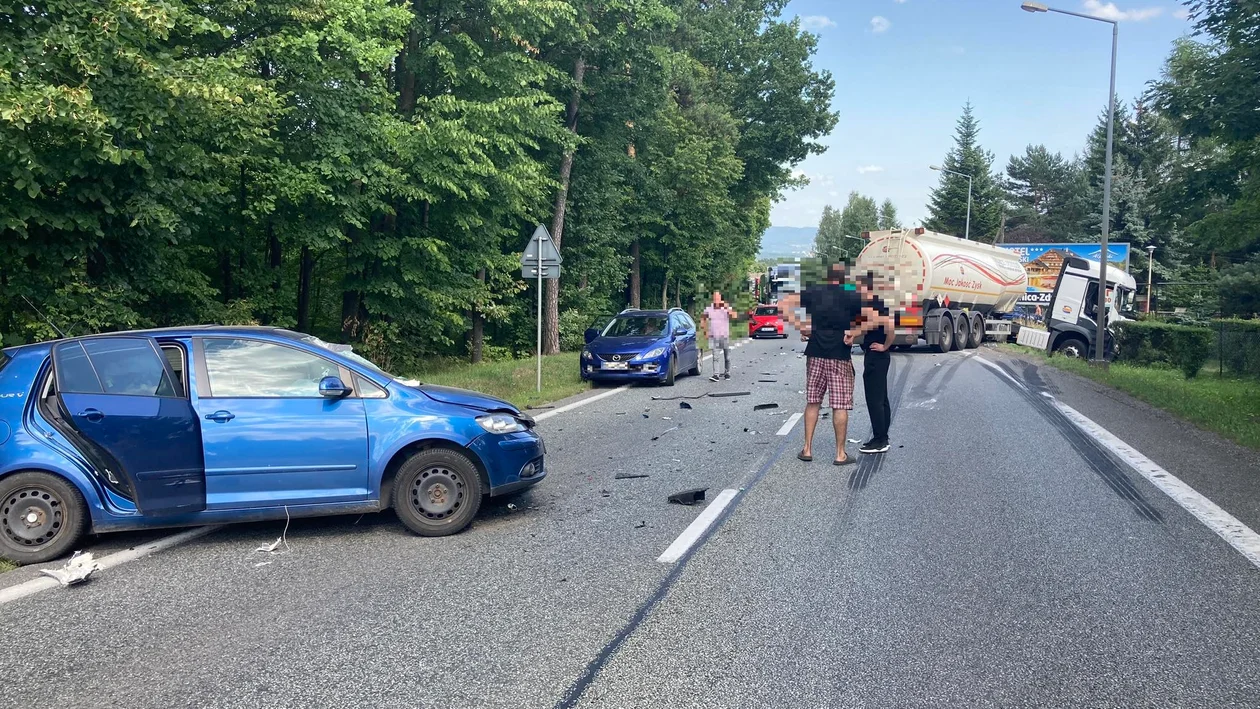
4;336;1260;708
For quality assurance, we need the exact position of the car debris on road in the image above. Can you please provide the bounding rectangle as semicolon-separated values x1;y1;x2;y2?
40;551;99;587
668;488;709;505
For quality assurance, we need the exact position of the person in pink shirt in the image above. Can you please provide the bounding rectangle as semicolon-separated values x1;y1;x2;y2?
701;291;735;381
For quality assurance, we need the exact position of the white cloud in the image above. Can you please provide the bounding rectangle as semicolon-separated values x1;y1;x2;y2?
1081;1;1163;21
800;15;836;30
857;165;885;175
1173;7;1190;20
870;15;892;33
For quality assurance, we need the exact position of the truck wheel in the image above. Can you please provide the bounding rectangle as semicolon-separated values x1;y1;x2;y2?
968;314;984;348
394;448;483;537
932;315;954;353
952;316;969;352
0;472;89;566
1055;337;1088;359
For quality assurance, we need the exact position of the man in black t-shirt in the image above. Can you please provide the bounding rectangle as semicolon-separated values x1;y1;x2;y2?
778;263;883;465
853;273;896;454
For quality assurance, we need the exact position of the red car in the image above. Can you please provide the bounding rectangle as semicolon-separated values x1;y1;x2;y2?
748;304;787;338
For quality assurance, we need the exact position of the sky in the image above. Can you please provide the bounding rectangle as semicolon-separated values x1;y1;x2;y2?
771;0;1196;229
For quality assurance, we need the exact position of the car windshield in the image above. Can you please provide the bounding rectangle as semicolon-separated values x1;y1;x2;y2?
602;316;667;338
755;306;778;316
1115;288;1138;316
299;335;399;380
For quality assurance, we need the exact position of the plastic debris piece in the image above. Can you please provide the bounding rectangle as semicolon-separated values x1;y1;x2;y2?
708;391;752;398
601;489;611;498
758;379;777;383
526;404;556;410
41;551;99;587
668;488;709;506
634;521;647;529
643;412;650;418
507;503;519;511
847;438;861;444
679;402;693;409
753;403;779;411
651;426;680;441
254;561;272;568
615;473;650;480
661;416;672;420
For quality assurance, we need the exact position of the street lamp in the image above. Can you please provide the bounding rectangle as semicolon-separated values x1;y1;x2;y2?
930;165;972;240
1145;244;1156;314
1021;1;1118;365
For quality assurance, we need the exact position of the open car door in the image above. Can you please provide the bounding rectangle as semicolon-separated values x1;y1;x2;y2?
52;337;206;516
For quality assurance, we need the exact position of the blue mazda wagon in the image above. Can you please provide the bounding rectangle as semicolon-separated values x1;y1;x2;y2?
0;327;545;565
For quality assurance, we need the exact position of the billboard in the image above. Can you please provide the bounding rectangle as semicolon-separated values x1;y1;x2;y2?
996;243;1130;307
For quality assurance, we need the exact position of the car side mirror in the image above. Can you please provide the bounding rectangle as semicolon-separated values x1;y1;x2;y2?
584;328;599;344
319;376;351;399
673;326;689;337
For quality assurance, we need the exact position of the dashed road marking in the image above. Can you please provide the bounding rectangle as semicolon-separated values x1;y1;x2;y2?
776;412;803;436
656;489;740;563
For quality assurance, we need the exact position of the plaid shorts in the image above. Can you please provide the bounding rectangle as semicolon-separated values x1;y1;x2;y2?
805;357;855;410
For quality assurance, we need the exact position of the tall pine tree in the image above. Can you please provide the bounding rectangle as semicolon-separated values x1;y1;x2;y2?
925;102;1003;241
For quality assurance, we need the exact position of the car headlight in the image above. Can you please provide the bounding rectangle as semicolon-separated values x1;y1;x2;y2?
476;413;526;434
581;349;592;359
641;347;667;359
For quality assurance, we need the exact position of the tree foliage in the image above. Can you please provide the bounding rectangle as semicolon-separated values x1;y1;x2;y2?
925;102;1004;241
0;0;836;361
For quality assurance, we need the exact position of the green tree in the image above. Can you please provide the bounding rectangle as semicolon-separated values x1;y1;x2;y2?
925;102;1004;241
814;205;844;261
878;199;901;230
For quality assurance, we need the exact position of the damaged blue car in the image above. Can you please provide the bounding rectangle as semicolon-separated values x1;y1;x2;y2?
0;327;546;565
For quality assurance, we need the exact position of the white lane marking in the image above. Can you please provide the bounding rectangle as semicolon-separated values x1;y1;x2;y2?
0;525;223;606
776;413;803;436
539;339;765;422
1045;396;1260;570
657;489;740;563
973;355;1028;391
533;385;631;421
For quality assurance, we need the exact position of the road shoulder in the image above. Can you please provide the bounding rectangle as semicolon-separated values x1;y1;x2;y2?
983;345;1260;535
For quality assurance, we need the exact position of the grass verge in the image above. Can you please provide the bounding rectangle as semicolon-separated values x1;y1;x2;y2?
409;352;589;410
998;343;1260;450
0;559;15;574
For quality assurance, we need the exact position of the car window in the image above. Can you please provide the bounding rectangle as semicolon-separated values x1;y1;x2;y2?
161;344;186;396
680;313;695;329
56;339;177;397
54;342;103;394
602;316;667;338
756;306;779;316
354;374;387;399
202;338;340;398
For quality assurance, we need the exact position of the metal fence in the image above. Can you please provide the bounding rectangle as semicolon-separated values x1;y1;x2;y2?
1216;323;1260;378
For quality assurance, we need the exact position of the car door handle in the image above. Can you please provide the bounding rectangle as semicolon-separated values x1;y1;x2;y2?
205;410;235;423
78;408;104;422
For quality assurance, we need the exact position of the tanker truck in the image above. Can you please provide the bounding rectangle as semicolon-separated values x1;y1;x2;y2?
854;228;1028;352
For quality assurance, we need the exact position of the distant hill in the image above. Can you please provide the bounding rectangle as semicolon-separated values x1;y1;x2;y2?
759;226;816;259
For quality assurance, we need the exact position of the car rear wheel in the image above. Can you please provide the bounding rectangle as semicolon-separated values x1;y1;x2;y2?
0;472;88;566
686;355;700;377
394;448;483;537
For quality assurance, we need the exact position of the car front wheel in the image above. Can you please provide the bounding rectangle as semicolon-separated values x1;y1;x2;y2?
0;472;88;566
394;448;483;537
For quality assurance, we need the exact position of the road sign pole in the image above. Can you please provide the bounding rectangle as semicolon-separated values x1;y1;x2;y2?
536;234;543;393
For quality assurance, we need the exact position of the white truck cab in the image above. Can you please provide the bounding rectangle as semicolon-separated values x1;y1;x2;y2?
1045;256;1138;359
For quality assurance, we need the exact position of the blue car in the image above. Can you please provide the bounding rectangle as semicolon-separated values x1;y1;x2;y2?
0;327;545;565
580;308;701;386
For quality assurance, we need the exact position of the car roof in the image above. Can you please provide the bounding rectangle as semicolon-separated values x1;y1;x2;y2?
3;325;299;353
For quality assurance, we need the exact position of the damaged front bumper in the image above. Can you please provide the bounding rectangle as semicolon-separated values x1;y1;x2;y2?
468;429;547;496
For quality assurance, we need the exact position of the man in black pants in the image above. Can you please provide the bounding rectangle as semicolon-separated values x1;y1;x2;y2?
851;273;895;454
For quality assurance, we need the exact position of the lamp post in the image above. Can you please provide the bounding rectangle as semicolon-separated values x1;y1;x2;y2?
929;165;972;240
1145;244;1156;314
1021;0;1118;365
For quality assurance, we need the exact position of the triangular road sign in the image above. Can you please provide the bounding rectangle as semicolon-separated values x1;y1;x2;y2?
520;224;562;265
